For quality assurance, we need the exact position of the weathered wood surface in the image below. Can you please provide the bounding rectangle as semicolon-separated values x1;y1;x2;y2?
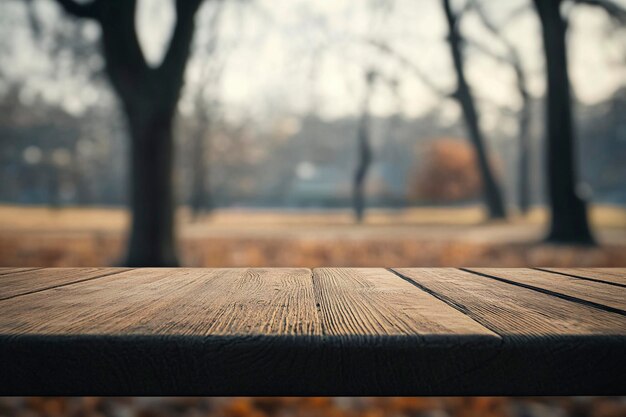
0;267;42;276
392;268;626;335
0;267;624;395
0;267;129;300
538;267;626;287
466;267;626;312
313;268;496;337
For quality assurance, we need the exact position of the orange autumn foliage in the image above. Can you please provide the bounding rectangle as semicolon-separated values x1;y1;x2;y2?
410;139;490;203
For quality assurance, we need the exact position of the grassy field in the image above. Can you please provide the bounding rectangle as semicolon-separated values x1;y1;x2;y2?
0;204;624;267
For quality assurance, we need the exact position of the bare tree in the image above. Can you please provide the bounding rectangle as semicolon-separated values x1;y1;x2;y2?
532;0;594;244
53;0;204;265
470;1;533;215
532;0;624;244
353;69;376;223
441;0;507;220
350;0;395;223
366;39;448;98
188;92;215;218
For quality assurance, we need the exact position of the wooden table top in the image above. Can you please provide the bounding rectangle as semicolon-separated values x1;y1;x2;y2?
0;267;624;395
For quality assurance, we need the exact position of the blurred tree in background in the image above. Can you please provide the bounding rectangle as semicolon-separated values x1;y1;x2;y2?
534;0;624;244
52;0;204;266
0;0;625;267
441;0;507;220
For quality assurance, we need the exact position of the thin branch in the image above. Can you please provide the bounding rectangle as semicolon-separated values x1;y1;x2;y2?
24;0;42;40
53;0;100;19
500;4;532;27
470;1;523;65
366;39;450;97
473;40;513;65
470;0;530;100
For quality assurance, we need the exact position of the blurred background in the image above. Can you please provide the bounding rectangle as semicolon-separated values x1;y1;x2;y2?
0;397;625;417
0;0;625;414
0;0;625;268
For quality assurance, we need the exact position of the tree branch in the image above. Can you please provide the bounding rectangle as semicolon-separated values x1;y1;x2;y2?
157;0;204;90
466;39;511;65
470;0;530;115
366;40;450;97
24;0;42;40
470;1;522;67
53;0;99;19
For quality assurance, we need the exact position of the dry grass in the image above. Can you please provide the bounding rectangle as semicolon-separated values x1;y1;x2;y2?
1;204;624;231
0;204;624;267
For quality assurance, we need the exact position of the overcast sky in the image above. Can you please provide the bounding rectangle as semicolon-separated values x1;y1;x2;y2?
1;0;625;128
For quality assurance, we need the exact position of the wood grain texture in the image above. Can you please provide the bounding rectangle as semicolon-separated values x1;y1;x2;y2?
392;268;626;395
539;268;626;287
465;267;626;312
392;268;626;336
0;268;327;394
0;267;42;276
0;268;319;336
0;267;129;300
0;267;624;395
313;268;496;337
1;267;505;395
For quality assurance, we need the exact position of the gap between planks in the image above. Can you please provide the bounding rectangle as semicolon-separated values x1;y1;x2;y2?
388;268;508;338
0;267;44;276
460;268;626;316
0;268;132;301
313;268;498;339
391;268;626;338
534;267;626;288
0;268;500;340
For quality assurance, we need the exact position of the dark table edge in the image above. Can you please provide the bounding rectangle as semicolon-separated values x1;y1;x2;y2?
0;334;624;395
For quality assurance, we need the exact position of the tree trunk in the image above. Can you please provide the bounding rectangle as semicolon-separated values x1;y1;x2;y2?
518;124;531;214
353;119;372;223
518;88;531;215
189;119;212;218
47;164;61;208
353;72;374;223
52;0;202;265
442;0;507;220
533;0;594;244
124;104;178;266
472;0;531;216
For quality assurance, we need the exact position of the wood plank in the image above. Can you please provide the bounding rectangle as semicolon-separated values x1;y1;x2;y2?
1;267;504;395
9;268;500;340
393;268;626;336
0;267;319;336
539;268;626;287
0;268;329;394
0;267;42;276
1;267;624;395
465;267;626;313
0;267;129;300
393;268;626;394
313;268;496;337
